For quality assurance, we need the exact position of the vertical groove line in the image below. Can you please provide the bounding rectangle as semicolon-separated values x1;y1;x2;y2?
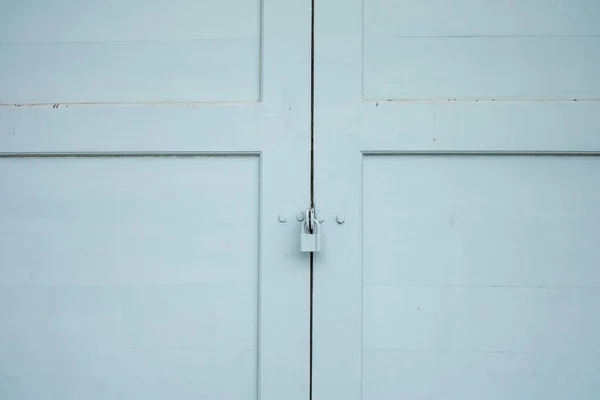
360;0;365;99
309;0;316;398
309;253;314;400
258;0;264;102
310;1;315;207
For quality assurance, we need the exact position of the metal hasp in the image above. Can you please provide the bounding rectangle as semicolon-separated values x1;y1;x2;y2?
300;208;322;252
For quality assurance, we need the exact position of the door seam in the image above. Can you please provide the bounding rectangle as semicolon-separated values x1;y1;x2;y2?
309;0;315;398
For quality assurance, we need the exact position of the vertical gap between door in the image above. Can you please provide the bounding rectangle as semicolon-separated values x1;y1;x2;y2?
309;0;315;398
310;3;315;207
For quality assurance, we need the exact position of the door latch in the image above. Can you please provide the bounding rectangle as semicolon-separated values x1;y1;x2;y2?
300;209;322;253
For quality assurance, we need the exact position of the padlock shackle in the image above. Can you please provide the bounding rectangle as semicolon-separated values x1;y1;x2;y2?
304;218;320;233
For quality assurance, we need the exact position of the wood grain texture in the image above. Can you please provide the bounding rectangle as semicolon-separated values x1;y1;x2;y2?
362;0;600;100
0;0;259;43
363;157;600;288
364;286;600;352
0;157;260;399
364;37;600;100
0;40;260;103
363;351;600;400
365;0;600;37
0;0;260;103
0;105;264;153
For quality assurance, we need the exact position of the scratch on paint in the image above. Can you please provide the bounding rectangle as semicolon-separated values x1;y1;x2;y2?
366;98;600;103
0;101;260;108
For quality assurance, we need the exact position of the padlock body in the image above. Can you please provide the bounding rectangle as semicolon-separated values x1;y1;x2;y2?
301;232;317;252
314;233;322;252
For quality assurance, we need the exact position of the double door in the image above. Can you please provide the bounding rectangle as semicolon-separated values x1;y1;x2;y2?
1;1;599;399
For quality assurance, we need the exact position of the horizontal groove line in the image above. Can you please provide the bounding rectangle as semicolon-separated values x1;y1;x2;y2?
386;34;600;39
362;151;600;156
0;339;257;352
362;349;600;356
363;99;600;103
363;284;600;289
0;283;255;288
125;347;257;352
0;37;259;46
0;151;260;158
0;101;260;107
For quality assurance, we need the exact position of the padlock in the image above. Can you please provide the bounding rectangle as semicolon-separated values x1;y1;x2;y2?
300;219;322;252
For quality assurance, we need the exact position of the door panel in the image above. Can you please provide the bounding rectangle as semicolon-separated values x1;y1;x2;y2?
0;0;260;103
364;36;600;99
363;157;600;289
361;156;600;399
0;0;259;42
0;1;311;399
363;0;600;100
314;0;600;399
365;0;600;37
1;40;259;103
0;157;260;400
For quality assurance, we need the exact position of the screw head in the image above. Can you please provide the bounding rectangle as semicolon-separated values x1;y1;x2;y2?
278;214;287;223
316;213;324;223
296;212;305;222
336;214;346;224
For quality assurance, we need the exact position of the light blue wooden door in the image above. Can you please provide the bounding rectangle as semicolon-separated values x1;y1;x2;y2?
0;1;311;399
314;1;600;399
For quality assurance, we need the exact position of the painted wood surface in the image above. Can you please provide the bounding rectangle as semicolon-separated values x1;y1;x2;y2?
363;0;600;100
361;156;600;399
0;0;260;103
0;157;259;399
364;36;600;99
0;0;312;399
314;0;600;399
1;40;260;103
365;0;600;37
